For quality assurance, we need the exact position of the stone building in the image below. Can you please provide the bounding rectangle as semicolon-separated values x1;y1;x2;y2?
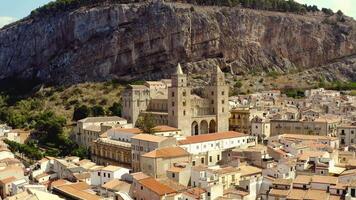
122;64;229;136
338;122;356;146
91;138;132;168
131;134;177;172
229;107;251;134
90;128;142;168
74;116;129;148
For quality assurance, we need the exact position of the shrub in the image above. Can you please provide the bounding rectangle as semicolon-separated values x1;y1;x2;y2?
109;102;122;116
91;105;105;116
73;105;90;121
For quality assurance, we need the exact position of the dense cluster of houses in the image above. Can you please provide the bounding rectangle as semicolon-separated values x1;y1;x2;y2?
0;87;355;200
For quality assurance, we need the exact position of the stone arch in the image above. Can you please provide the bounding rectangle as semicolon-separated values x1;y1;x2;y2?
209;120;216;133
200;120;209;134
192;121;199;135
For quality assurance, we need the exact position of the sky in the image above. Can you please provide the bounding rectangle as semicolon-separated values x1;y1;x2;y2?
0;0;355;28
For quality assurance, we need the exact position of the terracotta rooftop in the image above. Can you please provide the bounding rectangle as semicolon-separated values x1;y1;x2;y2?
102;179;129;191
138;177;177;196
142;146;189;158
178;131;247;145
54;182;100;200
273;178;292;186
153;125;180;132
0;176;16;184
286;189;307;200
311;175;338;185
293;175;312;185
110;127;143;134
131;172;149;181
131;134;168;143
238;165;262;177
183;187;206;199
269;189;290;197
304;189;329;200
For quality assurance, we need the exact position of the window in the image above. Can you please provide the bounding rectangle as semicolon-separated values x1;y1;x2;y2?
172;102;175;106
352;189;356;197
183;110;186;116
103;173;106;177
183;91;186;96
172;173;175;178
172;92;175;97
211;100;214;104
141;186;143;190
208;192;211;197
222;100;225;104
98;172;100;176
217;155;220;160
108;174;110;178
211;91;214;95
192;161;196;166
222;91;225;95
201;158;204;164
209;156;212;162
183;101;186;106
172;111;174;116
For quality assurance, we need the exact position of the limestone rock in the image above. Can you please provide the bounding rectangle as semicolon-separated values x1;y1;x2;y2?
0;2;355;84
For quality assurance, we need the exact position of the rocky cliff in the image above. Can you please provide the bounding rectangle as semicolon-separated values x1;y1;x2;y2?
0;1;355;84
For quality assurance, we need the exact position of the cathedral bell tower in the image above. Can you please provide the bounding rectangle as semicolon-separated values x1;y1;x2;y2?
209;65;229;132
168;63;192;136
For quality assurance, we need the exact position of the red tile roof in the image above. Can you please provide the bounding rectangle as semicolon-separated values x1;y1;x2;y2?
178;131;247;145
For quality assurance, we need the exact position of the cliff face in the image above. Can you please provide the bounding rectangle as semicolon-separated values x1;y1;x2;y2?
0;2;355;84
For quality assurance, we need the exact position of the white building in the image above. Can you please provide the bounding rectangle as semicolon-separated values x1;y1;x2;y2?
74;116;131;148
106;127;142;143
90;165;130;186
178;131;256;166
338;123;356;146
251;116;270;141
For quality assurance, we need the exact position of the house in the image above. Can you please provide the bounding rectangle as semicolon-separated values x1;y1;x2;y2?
99;179;131;198
90;165;130;186
338;123;356;146
74;116;130;148
52;180;102;200
130;176;178;200
131;133;177;172
178;131;255;166
140;146;190;179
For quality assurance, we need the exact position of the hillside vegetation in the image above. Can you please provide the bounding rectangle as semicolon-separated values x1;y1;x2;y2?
0;81;123;159
29;0;337;18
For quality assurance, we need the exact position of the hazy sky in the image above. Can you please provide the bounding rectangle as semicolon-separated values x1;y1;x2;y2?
295;0;356;19
0;0;355;28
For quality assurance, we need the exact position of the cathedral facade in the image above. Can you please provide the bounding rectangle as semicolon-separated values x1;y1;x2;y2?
122;64;229;136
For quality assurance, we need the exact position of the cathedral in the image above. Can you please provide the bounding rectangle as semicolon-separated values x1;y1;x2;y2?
122;64;229;136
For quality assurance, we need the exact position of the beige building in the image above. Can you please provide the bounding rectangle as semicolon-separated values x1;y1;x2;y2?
74;116;129;148
229;108;251;134
122;64;229;136
91;138;132;168
130;173;178;200
338;123;356;146
270;115;341;137
131;133;177;172
140;146;191;179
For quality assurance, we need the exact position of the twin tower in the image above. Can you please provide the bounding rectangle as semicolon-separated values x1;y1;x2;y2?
168;64;229;136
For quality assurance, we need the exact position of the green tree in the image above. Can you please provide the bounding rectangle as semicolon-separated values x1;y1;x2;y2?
135;113;156;134
73;105;90;121
109;102;122;116
91;105;105;116
34;111;66;143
